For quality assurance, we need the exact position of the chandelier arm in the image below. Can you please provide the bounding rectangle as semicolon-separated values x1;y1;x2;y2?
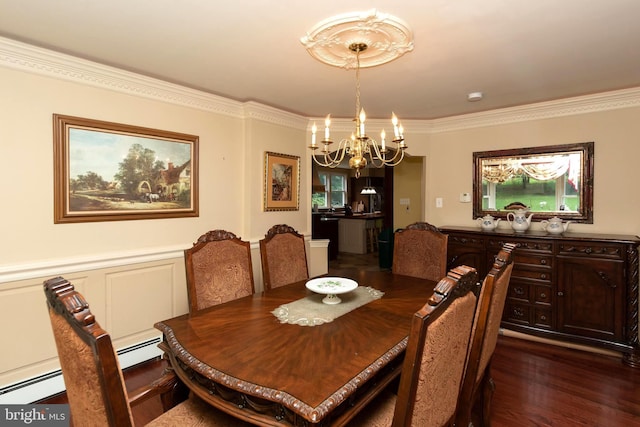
366;152;406;168
364;140;407;168
310;139;349;167
379;149;406;167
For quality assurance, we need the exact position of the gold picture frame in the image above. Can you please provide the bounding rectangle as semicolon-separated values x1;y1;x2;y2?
53;114;199;223
264;151;300;211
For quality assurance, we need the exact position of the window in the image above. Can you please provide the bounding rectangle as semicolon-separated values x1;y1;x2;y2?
312;171;348;209
483;174;578;212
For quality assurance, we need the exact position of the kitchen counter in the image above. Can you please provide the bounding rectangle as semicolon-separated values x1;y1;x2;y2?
313;212;385;255
335;214;384;254
323;212;385;220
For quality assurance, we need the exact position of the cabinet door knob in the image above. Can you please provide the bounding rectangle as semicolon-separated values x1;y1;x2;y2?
557;291;564;296
540;259;547;265
540;274;547;280
540;292;547;298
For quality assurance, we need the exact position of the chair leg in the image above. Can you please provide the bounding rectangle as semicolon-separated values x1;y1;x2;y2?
481;373;495;427
469;368;495;427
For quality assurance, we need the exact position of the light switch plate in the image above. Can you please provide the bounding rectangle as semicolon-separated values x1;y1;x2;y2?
435;197;443;208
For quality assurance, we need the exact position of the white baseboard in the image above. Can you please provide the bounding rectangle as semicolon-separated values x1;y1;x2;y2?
0;336;163;404
499;328;621;358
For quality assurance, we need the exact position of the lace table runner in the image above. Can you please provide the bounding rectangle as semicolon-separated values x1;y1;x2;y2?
271;286;384;326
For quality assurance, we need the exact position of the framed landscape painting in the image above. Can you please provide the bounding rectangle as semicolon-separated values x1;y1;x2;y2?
264;151;300;211
53;114;199;223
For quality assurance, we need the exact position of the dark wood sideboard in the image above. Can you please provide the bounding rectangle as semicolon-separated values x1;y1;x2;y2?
441;226;640;368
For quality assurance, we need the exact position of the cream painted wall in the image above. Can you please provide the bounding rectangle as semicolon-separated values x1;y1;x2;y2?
393;156;425;229
421;108;640;236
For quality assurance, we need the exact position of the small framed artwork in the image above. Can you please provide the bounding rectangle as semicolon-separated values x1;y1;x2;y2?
53;114;199;223
264;151;300;211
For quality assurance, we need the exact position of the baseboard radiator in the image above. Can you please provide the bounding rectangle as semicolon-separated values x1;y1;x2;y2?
0;336;163;404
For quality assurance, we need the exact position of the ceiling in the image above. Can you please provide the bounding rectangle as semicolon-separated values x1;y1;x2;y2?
1;0;639;120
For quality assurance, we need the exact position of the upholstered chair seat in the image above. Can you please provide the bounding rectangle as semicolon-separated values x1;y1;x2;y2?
146;396;248;426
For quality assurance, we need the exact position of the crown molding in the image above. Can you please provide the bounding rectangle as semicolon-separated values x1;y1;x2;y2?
429;87;640;133
243;101;308;130
0;36;245;118
1;36;639;133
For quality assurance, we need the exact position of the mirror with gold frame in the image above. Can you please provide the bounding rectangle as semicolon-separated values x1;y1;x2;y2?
473;142;594;223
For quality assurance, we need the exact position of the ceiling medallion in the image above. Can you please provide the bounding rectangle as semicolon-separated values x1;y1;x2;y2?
300;9;414;69
301;10;414;178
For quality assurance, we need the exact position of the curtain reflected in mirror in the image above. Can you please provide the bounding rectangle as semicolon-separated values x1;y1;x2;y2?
473;142;594;223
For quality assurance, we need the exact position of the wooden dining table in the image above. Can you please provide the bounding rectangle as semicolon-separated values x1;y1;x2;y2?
155;269;436;426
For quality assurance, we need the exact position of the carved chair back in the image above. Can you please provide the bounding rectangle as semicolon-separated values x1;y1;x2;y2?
259;224;309;291
392;265;479;427
392;222;448;281
44;276;138;426
456;242;516;427
185;229;255;313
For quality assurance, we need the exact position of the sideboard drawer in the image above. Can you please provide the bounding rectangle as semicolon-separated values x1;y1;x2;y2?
512;267;552;282
558;242;624;260
508;282;529;301
513;252;554;268
534;285;552;304
504;301;530;325
534;308;553;328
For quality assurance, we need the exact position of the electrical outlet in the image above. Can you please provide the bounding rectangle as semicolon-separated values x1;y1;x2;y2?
435;197;443;208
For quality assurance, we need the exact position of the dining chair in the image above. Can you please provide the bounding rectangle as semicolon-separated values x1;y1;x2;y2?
43;276;250;427
348;264;480;427
456;242;515;427
392;222;448;282
184;229;255;313
259;224;309;290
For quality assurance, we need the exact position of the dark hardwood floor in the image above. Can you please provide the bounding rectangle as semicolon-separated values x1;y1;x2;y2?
40;252;640;426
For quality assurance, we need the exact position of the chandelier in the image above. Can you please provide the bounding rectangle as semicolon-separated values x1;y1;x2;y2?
301;10;414;178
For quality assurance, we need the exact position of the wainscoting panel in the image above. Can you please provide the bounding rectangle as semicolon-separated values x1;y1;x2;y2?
106;264;176;339
0;275;88;382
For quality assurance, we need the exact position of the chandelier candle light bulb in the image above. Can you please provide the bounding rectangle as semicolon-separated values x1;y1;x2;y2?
324;115;331;141
359;109;366;137
392;113;400;139
311;123;317;147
